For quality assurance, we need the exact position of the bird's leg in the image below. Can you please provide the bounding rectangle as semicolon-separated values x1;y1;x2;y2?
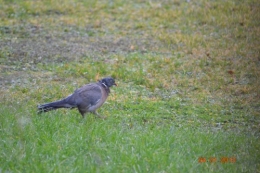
78;108;86;118
93;111;106;119
80;112;85;118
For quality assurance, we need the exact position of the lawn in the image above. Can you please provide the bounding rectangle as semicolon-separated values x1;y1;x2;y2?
0;0;259;172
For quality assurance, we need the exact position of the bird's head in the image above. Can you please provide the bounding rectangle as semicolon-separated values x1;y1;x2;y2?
100;77;117;88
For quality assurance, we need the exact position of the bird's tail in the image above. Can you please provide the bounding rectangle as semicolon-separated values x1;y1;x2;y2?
38;99;76;113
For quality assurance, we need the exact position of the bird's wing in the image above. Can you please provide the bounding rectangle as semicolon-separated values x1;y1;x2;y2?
75;83;102;106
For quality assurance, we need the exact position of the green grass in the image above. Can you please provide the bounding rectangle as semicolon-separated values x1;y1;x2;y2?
0;0;259;172
1;105;259;172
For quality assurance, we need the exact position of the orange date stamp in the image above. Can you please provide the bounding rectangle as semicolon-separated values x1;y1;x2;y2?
198;157;236;163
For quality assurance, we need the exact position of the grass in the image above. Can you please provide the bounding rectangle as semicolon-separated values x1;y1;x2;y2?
0;0;259;172
1;105;259;172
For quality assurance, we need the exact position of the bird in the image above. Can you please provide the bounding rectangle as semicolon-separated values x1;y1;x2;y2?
37;77;117;118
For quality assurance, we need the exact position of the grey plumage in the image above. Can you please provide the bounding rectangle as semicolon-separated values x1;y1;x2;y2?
38;77;117;117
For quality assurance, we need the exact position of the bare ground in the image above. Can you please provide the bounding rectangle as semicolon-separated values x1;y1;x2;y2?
0;24;166;88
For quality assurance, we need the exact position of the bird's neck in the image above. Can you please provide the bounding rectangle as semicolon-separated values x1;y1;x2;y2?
101;82;110;94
